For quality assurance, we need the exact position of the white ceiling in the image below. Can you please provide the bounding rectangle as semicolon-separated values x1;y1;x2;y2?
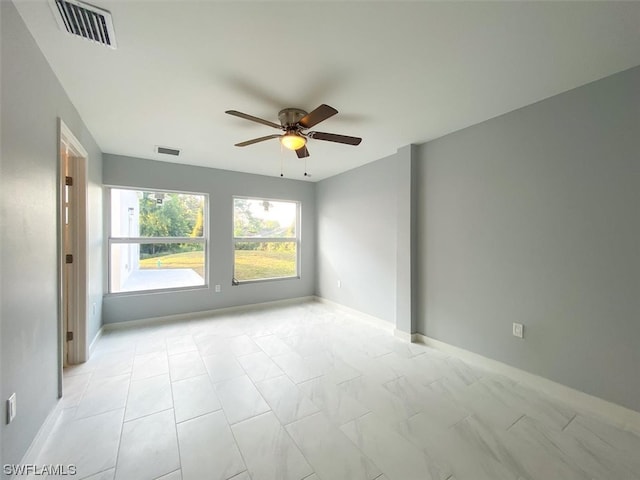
14;1;640;181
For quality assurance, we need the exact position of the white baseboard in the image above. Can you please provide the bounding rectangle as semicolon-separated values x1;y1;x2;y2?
103;296;316;331
89;326;103;356
394;329;413;342
16;399;63;476
313;296;394;334
414;333;640;434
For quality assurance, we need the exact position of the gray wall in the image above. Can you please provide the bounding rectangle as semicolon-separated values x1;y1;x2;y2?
86;146;104;344
1;0;103;471
102;154;316;323
416;66;640;411
314;66;639;412
0;0;3;468
0;0;4;465
316;149;412;325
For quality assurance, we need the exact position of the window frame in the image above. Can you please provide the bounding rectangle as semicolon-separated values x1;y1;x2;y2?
232;195;301;284
107;186;209;295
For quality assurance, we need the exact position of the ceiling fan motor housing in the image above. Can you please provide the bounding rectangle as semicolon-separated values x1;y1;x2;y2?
278;108;307;128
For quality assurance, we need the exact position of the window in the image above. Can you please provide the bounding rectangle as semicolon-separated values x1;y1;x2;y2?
233;197;300;282
109;188;207;293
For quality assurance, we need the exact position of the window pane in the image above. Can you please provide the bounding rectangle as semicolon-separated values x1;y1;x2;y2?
234;242;297;281
111;242;205;293
234;198;296;238
111;189;205;238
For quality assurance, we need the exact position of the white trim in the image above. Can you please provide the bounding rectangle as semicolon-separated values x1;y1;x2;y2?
16;400;63;476
234;237;295;243
232;196;301;282
60;120;88;158
103;296;316;331
58;119;89;370
414;333;640;434
394;329;413;342
110;237;205;244
89;326;103;356
313;296;394;334
106;187;210;294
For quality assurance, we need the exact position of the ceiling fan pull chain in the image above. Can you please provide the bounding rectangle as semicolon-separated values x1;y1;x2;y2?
280;153;284;178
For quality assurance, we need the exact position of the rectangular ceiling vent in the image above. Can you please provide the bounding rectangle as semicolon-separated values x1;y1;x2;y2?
156;146;181;157
49;0;117;49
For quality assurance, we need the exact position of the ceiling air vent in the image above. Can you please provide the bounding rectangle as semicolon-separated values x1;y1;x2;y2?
49;0;117;49
156;146;181;157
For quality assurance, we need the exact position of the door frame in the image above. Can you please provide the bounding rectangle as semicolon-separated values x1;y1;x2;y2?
57;119;89;393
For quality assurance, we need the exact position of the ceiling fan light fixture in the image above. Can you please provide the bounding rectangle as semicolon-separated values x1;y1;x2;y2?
280;132;306;151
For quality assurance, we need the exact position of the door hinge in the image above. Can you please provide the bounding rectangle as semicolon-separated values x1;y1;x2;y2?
65;176;73;186
66;331;74;341
65;254;73;264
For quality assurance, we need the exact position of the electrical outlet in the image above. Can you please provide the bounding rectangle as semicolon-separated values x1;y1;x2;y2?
215;284;221;293
7;393;16;424
513;322;524;339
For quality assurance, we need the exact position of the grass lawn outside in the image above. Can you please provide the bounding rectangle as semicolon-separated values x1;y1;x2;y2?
139;251;205;277
234;250;296;281
139;250;296;281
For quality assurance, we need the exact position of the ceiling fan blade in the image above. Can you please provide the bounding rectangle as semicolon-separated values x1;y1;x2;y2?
308;131;362;146
295;145;310;158
225;110;282;129
299;104;338;129
235;134;282;147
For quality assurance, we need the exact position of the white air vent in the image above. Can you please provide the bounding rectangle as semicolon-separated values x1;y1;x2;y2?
49;0;117;49
155;146;181;156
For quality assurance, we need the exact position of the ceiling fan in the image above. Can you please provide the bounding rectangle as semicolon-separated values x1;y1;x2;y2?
225;104;362;158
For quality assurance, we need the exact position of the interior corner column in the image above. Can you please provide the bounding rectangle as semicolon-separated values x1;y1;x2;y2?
395;144;416;338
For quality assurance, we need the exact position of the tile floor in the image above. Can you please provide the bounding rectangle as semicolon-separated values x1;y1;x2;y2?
36;301;640;480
